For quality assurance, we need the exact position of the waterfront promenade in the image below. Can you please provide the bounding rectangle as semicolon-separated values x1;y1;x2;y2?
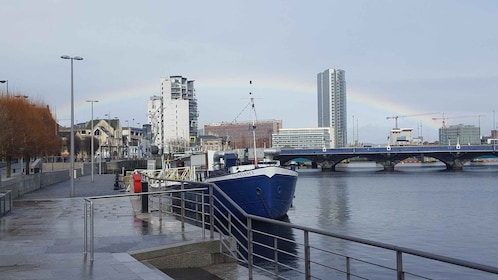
0;174;255;279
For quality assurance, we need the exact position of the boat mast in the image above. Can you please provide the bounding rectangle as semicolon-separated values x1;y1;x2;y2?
250;81;258;166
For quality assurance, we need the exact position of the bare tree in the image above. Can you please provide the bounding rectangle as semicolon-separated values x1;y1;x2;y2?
0;94;59;177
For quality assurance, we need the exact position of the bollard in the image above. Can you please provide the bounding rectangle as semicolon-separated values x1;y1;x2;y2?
141;181;148;213
133;172;141;193
113;173;120;190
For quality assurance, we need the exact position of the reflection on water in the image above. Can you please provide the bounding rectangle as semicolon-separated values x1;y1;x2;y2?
335;161;384;172
317;176;350;228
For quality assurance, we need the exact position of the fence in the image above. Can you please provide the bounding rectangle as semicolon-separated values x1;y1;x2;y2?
84;179;498;279
0;190;12;217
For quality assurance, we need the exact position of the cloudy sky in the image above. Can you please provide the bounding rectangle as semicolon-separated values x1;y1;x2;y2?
2;0;498;144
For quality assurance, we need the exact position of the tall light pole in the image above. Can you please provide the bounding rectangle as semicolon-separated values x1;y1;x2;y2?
86;100;98;182
0;80;7;94
125;120;129;158
61;55;83;197
493;109;496;137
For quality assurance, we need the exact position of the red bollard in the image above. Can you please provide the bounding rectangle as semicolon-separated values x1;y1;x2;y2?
132;173;142;193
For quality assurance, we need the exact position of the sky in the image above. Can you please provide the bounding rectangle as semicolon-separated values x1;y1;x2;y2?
1;0;498;144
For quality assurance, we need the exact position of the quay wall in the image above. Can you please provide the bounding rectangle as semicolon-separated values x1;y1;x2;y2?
131;239;235;270
0;160;148;198
0;170;69;198
41;160;147;175
42;162;96;175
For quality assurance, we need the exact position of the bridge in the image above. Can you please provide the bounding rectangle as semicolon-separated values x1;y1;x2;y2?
276;144;498;171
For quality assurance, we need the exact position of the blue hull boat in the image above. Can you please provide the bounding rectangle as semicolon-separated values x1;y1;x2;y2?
206;164;298;219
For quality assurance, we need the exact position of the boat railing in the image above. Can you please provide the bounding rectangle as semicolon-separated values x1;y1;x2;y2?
129;166;197;189
84;179;498;279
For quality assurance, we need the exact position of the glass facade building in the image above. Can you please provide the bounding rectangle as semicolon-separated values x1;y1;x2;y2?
272;127;334;149
438;124;480;145
317;69;347;148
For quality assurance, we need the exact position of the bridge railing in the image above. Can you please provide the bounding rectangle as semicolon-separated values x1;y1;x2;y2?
280;144;498;155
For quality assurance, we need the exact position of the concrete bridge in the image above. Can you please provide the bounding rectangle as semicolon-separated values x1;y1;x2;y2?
275;145;498;171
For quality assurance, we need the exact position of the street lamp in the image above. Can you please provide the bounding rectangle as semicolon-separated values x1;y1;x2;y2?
0;80;8;94
86;100;98;182
61;55;83;197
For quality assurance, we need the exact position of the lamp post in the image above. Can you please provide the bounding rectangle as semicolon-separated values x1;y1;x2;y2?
86;100;98;182
125;120;129;158
0;80;7;94
356;117;359;145
61;55;83;197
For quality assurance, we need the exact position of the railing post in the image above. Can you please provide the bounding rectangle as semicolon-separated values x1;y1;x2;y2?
304;230;311;280
209;184;214;239
201;191;205;239
274;236;279;276
84;200;87;255
158;194;162;222
90;200;95;262
396;250;404;280
346;256;351;280
181;182;185;230
247;217;254;280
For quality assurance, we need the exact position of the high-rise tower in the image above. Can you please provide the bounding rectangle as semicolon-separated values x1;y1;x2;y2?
317;69;347;148
147;75;198;153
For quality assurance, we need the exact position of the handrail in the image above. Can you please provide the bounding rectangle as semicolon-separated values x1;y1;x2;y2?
83;178;498;279
188;180;498;278
0;190;12;217
83;187;207;261
244;213;498;276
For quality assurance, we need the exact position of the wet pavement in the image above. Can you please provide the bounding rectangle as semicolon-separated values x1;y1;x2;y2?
0;174;209;279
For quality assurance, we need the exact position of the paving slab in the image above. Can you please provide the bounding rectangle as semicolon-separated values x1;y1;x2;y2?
0;174;273;279
0;174;199;279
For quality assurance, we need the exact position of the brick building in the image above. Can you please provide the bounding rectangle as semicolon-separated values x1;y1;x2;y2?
204;120;281;149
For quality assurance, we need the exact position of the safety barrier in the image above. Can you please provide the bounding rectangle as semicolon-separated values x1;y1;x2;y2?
83;179;498;279
0;190;12;217
83;185;211;262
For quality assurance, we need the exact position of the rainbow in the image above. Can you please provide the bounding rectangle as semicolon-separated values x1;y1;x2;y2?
197;75;443;131
347;89;442;130
55;75;443;133
55;83;156;125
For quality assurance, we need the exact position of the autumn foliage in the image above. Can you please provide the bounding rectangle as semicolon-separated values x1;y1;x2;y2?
0;94;60;177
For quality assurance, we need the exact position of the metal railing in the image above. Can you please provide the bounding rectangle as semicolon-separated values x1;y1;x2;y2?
0;190;12;217
84;179;498;279
83;184;211;261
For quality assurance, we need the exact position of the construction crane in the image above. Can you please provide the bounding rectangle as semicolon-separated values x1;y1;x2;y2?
432;114;485;128
386;112;439;129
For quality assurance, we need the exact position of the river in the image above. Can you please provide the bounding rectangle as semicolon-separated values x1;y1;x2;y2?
280;162;498;279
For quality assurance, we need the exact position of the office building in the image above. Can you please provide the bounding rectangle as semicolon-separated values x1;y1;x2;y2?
317;68;347;148
272;127;334;149
438;124;480;145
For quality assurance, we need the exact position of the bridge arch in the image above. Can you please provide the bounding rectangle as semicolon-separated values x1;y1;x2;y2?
276;146;498;172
